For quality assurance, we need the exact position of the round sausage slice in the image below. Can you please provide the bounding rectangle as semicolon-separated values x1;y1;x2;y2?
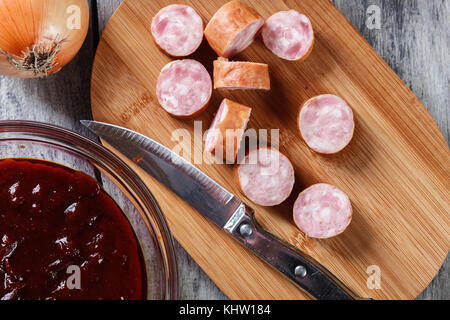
293;184;352;239
151;5;204;57
262;10;314;61
298;94;355;154
156;59;212;118
236;148;295;206
204;1;264;58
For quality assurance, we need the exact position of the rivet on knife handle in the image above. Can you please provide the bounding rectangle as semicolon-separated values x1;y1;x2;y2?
225;203;371;300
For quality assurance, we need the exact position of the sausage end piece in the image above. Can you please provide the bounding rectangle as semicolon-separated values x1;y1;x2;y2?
213;58;270;90
205;98;252;163
204;1;264;58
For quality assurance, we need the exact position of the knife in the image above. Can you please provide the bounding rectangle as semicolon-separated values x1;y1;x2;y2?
82;120;369;300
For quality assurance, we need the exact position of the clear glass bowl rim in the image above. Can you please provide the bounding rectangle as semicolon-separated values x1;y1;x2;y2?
0;120;179;300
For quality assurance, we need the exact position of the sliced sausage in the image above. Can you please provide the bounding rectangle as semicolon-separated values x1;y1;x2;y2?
151;5;204;57
156;59;212;118
293;183;352;239
236;147;295;206
262;10;314;61
204;1;264;58
213;58;270;90
298;94;355;154
205;98;251;163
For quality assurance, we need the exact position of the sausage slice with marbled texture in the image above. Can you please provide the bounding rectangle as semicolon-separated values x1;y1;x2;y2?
156;59;212;118
236;147;295;206
151;5;204;57
298;94;355;154
262;10;314;61
293;183;352;238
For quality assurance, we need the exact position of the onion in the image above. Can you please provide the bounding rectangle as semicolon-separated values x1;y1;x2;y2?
0;0;89;78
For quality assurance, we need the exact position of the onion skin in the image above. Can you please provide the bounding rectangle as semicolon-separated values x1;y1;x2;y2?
0;0;89;78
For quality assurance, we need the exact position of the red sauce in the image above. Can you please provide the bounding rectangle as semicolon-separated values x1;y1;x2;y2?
0;159;146;300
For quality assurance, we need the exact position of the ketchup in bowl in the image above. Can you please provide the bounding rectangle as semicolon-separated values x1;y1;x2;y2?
0;158;146;300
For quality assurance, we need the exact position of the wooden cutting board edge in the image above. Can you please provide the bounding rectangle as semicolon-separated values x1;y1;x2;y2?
90;0;450;300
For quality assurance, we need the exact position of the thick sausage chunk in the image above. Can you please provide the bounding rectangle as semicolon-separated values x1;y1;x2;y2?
156;59;212;118
236;148;295;206
298;94;355;153
213;58;270;90
205;99;251;163
204;1;264;58
262;10;314;61
293;183;352;238
151;5;204;57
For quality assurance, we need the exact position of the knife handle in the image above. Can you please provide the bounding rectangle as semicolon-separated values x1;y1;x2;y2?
227;204;370;300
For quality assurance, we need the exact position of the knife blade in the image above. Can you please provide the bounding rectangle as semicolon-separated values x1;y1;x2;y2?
82;120;369;300
82;120;241;228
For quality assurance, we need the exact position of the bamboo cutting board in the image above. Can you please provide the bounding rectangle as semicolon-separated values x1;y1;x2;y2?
91;0;449;299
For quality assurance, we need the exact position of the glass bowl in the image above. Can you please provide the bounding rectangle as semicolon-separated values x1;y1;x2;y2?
0;120;178;300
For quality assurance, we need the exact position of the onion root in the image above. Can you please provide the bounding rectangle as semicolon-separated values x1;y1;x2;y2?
0;35;68;76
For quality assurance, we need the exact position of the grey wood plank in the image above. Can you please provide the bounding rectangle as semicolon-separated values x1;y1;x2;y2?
96;0;121;35
331;0;449;145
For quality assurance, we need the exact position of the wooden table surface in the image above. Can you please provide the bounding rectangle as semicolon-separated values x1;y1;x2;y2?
0;0;448;300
